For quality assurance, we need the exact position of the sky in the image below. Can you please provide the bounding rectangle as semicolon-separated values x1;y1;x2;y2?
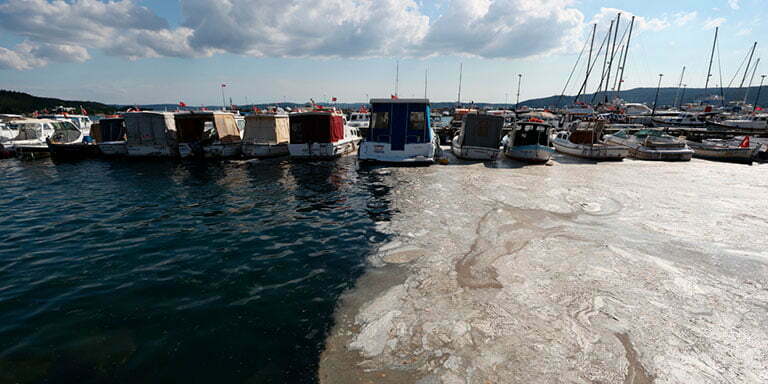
0;0;765;105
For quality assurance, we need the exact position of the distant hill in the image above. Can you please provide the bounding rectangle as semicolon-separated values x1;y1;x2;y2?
518;86;767;109
0;90;116;115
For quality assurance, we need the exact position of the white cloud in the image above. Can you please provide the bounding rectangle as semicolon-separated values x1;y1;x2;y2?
673;11;697;26
703;17;727;30
591;7;670;33
728;0;740;10
736;28;752;36
0;0;668;70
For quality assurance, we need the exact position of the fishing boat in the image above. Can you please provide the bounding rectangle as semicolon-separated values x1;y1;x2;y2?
93;117;127;156
451;113;503;161
289;108;361;158
175;111;242;159
358;99;437;163
125;111;178;157
552;120;628;161
46;121;98;160
347;109;370;138
708;114;768;131
503;119;554;163
686;137;759;164
652;112;713;128
4;119;74;159
604;129;693;161
241;113;290;158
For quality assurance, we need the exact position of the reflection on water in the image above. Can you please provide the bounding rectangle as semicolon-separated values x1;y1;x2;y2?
0;156;394;383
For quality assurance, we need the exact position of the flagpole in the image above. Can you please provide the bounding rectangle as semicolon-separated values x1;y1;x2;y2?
221;84;226;111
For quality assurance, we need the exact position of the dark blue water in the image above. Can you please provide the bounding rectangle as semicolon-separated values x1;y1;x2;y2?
0;157;395;383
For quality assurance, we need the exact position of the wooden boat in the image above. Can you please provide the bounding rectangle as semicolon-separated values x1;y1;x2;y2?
289;109;361;159
604;129;693;161
175;111;242;159
359;99;437;163
686;137;759;164
241;113;290;159
452;113;503;161
125;112;178;157
552;121;628;161
503;119;554;163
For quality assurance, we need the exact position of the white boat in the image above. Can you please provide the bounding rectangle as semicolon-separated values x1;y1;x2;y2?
125;111;178;157
687;138;759;164
604;129;693;161
503;120;554;163
175;111;242;159
652;112;712;128
3;119;71;159
451;114;503;161
241;113;290;158
39;113;92;134
93;117;127;156
709;114;768;131
347;111;370;130
359;99;437;163
0;114;23;143
288;109;361;158
552;121;628;161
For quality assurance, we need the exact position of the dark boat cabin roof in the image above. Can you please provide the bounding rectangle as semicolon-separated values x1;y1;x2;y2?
289;112;345;144
462;114;504;149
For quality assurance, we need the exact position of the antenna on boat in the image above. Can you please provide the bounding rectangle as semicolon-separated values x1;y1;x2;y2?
674;66;686;108
616;15;635;97
395;60;400;98
457;62;463;107
744;58;760;103
705;27;718;90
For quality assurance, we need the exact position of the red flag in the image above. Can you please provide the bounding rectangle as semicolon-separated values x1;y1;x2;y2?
391;94;398;99
756;107;764;111
332;97;337;102
739;136;750;148
179;101;187;107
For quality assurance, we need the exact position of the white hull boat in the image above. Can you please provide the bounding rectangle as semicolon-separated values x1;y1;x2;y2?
289;138;360;158
359;99;437;163
687;140;759;164
503;120;554;163
451;141;498;161
604;130;693;161
504;144;553;163
553;131;628;161
241;143;289;158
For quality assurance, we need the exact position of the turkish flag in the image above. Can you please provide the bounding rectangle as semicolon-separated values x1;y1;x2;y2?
332;97;337;102
739;136;750;148
756;107;764;111
391;94;398;99
179;101;187;107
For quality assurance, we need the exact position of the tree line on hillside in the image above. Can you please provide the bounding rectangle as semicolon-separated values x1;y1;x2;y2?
0;90;116;115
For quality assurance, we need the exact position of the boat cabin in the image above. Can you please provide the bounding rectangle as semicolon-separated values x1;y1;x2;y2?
460;114;504;149
91;118;126;143
6;119;59;143
511;120;551;147
124;112;178;157
174;111;242;157
359;98;437;162
39;114;92;132
243;114;290;144
289;111;346;145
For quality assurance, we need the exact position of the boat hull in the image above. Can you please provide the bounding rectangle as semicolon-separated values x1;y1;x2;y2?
687;143;757;164
203;143;242;159
127;145;176;157
47;142;101;160
359;141;437;163
14;144;50;159
503;144;553;163
289;138;360;159
241;143;289;159
451;141;498;161
98;141;128;157
604;136;693;161
552;138;627;161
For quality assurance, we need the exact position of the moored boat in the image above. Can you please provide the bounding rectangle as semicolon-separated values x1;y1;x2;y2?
503;119;554;163
175;111;242;159
289;109;361;158
686;137;759;164
604;129;693;161
125;112;178;157
451;113;503;161
93;117;128;156
359;99;437;163
552;121;628;161
241;113;290;158
2;119;59;159
46;121;97;160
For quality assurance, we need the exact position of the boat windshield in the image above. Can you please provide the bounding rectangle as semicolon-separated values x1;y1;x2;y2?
513;124;549;146
10;123;42;140
51;121;82;143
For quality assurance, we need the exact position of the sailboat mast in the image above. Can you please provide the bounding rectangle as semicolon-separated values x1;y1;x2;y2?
674;66;686;107
457;63;463;106
605;13;621;95
598;20;613;101
424;67;428;99
744;58;760;103
617;15;635;94
395;60;400;97
705;27;718;90
739;42;758;89
586;24;596;83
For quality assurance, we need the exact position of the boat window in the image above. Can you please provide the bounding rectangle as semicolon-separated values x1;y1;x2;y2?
372;112;389;130
10;123;42;140
409;112;425;131
51;121;82;143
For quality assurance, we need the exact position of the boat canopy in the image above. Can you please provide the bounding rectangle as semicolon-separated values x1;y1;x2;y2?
462;114;504;148
175;112;241;144
243;114;290;144
125;112;177;147
289;112;345;144
368;99;431;150
512;121;550;147
93;118;126;142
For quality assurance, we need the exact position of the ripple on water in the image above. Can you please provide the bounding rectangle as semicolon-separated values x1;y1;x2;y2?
0;157;395;383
